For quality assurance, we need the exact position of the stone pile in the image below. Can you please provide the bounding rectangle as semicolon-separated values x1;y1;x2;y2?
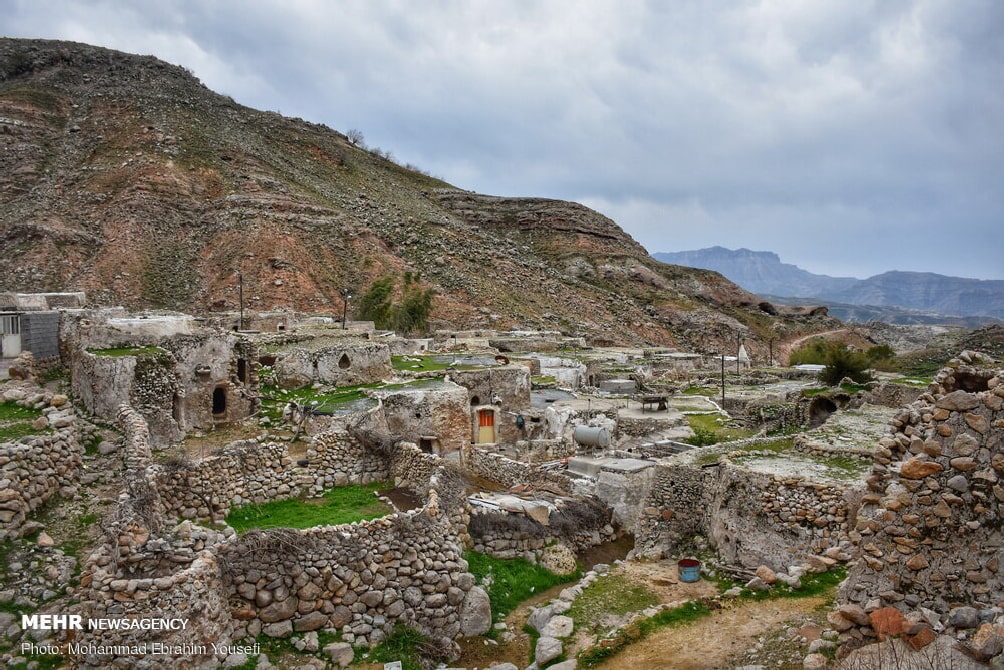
839;352;1004;615
465;447;573;494
0;383;83;539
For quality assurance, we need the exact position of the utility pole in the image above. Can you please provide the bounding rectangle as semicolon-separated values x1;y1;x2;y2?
736;331;742;375
238;272;244;331
721;353;725;405
340;288;351;329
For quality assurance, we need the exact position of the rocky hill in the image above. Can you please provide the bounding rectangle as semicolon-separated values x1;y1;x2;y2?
0;39;835;351
654;247;1004;322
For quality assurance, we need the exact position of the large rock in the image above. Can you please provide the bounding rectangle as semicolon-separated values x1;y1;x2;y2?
899;457;944;480
459;586;491;637
540;543;578;575
541;615;574;639
322;641;354;668
258;597;299;623
536;636;563;665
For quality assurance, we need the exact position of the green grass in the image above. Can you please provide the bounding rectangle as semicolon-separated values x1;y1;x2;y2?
391;355;486;372
367;625;429;670
683;413;755;446
0;402;41;421
225;483;392;533
464;551;581;622
682;386;718;396
578;600;713;667
803;383;869;397
259;377;445;421
0;401;48;442
392;355;451;372
87;346;166;357
0;422;42;442
568;574;661;635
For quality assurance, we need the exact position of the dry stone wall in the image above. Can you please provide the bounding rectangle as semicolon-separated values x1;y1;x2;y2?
217;491;483;648
73;406;234;669
67;406;488;668
840;352;1004;615
153;428;388;523
634;461;860;569
0;383;83;539
464;447;573;494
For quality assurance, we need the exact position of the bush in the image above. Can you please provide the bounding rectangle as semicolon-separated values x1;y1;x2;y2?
820;344;872;386
357;273;435;335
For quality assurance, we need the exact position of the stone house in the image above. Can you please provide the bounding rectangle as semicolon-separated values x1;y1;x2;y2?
450;366;532;446
63;310;259;447
267;339;393;389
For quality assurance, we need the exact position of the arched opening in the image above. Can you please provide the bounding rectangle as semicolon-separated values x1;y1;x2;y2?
338;353;351;369
237;358;248;383
808;397;838;428
212;386;227;417
470;395;480;407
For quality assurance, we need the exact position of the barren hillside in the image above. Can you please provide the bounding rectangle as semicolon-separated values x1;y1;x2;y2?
0;38;836;350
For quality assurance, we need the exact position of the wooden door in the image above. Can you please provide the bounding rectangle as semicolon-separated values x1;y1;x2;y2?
477;409;495;444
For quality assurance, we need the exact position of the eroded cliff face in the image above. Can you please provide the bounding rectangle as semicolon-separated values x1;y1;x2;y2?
1;38;837;348
839;351;1004;614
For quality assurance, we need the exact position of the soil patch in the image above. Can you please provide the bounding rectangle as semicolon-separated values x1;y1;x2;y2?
591;595;828;670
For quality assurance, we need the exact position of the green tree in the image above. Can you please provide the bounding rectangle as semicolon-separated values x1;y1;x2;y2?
357;274;435;335
820;344;872;386
357;276;394;328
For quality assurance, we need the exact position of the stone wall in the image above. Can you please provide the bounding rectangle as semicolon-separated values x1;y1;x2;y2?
217;491;484;648
633;465;707;558
153;428;388;523
272;341;392;389
839;352;1004;615
74;406;234;669
70;407;491;667
0;383;82;539
464;447;573;494
469;501;615;561
634;461;861;569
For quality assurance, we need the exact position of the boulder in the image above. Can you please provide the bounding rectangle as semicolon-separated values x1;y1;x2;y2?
535;636;563;665
459;586;491;637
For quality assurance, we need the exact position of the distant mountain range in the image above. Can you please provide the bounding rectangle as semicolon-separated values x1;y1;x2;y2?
653;247;1004;324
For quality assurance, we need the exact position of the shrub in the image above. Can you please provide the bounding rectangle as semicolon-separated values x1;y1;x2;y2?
820;344;872;386
357;273;435;335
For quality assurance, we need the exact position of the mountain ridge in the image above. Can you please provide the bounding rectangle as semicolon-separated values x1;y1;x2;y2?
0;38;837;353
653;247;1004;322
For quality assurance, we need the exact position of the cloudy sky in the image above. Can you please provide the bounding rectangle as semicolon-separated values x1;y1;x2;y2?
7;1;1003;280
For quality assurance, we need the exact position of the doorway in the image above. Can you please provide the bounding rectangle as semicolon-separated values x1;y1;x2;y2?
477;409;496;444
212;386;227;418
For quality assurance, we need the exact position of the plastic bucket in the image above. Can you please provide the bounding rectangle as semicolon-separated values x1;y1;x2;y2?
678;558;701;583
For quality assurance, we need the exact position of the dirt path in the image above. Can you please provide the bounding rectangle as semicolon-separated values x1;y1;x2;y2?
592;595;829;670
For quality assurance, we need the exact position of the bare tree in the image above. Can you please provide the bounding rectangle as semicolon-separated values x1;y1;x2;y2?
346;128;365;147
